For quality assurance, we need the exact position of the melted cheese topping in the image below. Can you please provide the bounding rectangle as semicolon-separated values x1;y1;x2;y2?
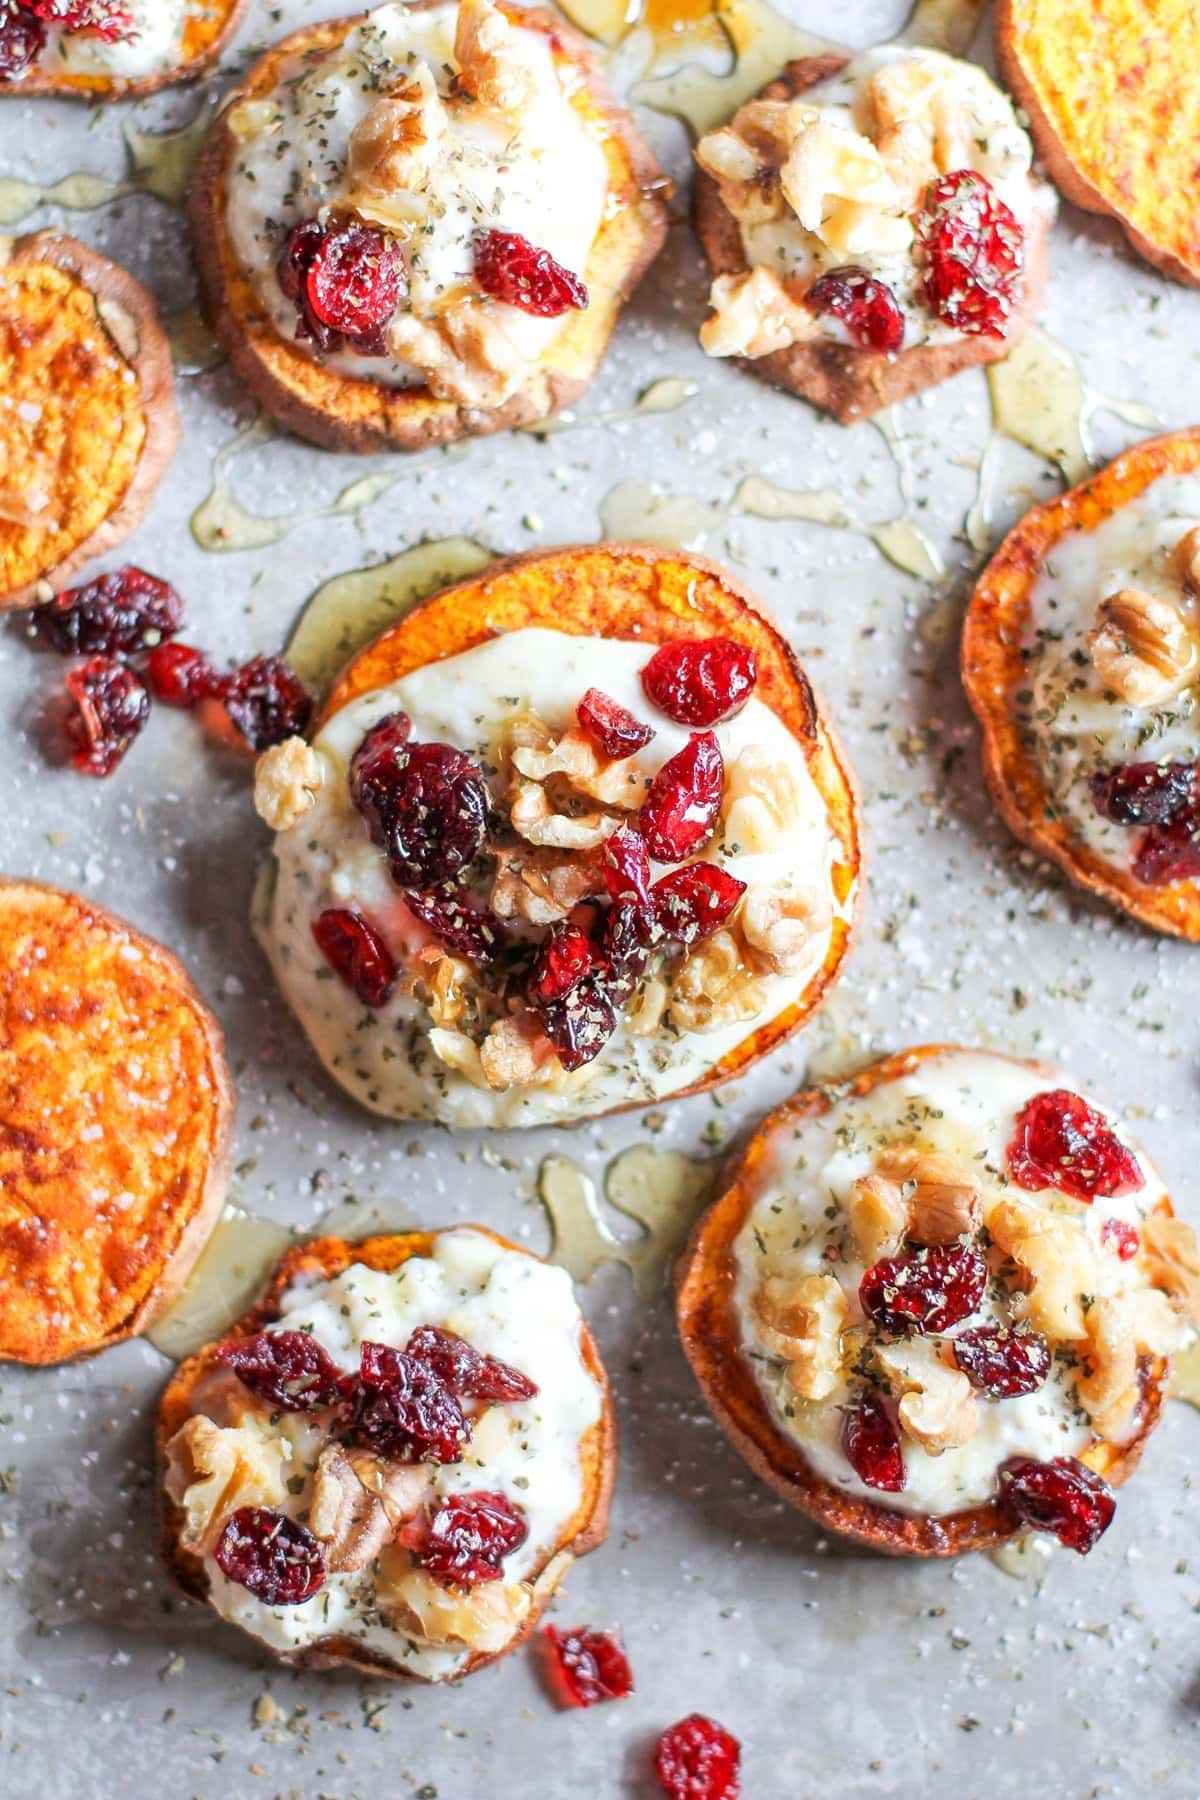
733;1050;1170;1518
41;0;187;78
224;1;608;388
257;628;847;1128
1025;470;1200;873
200;1229;602;1679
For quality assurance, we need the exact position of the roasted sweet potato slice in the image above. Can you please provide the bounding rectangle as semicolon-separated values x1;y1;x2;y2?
962;429;1200;940
189;3;669;452
318;540;861;1109
157;1227;615;1680
0;231;178;610
0;879;234;1365
0;0;247;100
676;1045;1174;1557
996;0;1200;287
692;57;1051;424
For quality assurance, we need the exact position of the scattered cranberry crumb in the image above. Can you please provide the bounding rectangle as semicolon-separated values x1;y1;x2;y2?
641;638;757;727
213;1506;326;1605
543;1625;634;1707
0;2;45;77
406;1324;538;1402
805;265;905;353
1090;760;1197;827
217;1329;348;1411
917;169;1024;337
29;566;182;656
654;1714;741;1800
1100;1218;1141;1261
474;229;588;317
219;655;312;751
859;1242;987;1335
145;641;222;708
652;862;746;945
841;1391;905;1492
527;920;594;1006
312;907;397;1007
999;1455;1116;1554
404;883;506;964
1007;1089;1143;1202
951;1323;1051;1398
62;656;149;776
416;1490;529;1588
638;730;724;863
576;687;655;760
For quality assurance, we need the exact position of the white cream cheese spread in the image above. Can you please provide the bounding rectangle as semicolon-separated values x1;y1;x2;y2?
43;0;187;79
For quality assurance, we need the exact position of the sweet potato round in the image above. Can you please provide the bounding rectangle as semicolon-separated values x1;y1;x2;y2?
1;0;248;100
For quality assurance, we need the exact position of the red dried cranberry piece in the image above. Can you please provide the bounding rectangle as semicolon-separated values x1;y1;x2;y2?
576;688;655;760
917;169;1024;337
218;655;311;751
342;1340;470;1463
474;229;588;317
652;862;746;946
805;265;905;353
278;220;340;353
1090;761;1197;826
306;223;404;341
416;1490;529;1588
0;2;45;77
357;738;487;888
28;0;132;38
951;1323;1051;1398
654;1714;741;1800
638;731;724;863
404;884;506;964
543;1624;633;1708
217;1329;348;1410
842;1392;905;1493
348;711;414;839
312;907;397;1007
599;899;654;1001
145;641;223;708
1008;1089;1143;1202
30;567;183;656
537;972;617;1071
603;826;652;906
999;1455;1115;1554
641;638;757;727
63;656;149;776
1133;817;1200;885
528;921;594;1007
859;1243;987;1335
406;1325;538;1402
1100;1217;1140;1260
213;1506;326;1604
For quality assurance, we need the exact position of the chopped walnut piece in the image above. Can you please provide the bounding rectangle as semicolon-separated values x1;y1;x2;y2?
1087;587;1197;706
344;1451;434;1527
985;1197;1097;1342
1142;1212;1200;1323
164;1414;290;1554
453;0;538;118
429;1027;490;1089
425;954;476;1029
510;778;614;850
253;737;322;832
506;714;640;850
874;1339;978;1453
700;267;818;360
510;721;645;809
346;66;446;212
388;303;526;410
490;843;602;924
478;1012;581;1092
739;881;830;976
626;972;668;1037
1077;1289;1186;1437
779;114;912;257
377;1548;532;1650
875;1146;983;1245
309;1444;396;1573
667;928;765;1033
753;1271;848;1400
1169;526;1200;594
849;1171;908;1265
721;746;804;854
694;101;791;225
868;58;974;208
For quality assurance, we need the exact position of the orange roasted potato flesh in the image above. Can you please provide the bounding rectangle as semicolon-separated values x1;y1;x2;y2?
3;0;248;99
0;231;179;609
320;541;863;1104
189;3;669;452
0;880;233;1365
996;0;1200;287
157;1227;615;1681
675;1045;1170;1557
962;429;1200;940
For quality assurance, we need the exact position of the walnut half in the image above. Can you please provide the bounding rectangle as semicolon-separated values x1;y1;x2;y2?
1087;587;1197;706
752;1271;848;1400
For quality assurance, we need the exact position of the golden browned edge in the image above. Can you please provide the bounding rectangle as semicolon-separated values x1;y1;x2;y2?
157;1227;616;1681
316;540;864;1114
0;876;235;1364
188;4;670;453
962;429;1200;941
0;230;180;610
1;0;248;100
691;56;1052;425
995;0;1200;289
675;1043;1172;1558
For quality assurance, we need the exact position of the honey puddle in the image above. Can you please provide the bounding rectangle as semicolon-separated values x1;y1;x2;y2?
286;538;494;698
734;474;944;579
988;1532;1056;1580
145;1204;295;1362
167;302;223;376
538;1147;715;1297
1168;1338;1200;1411
191;415;397;553
633;0;832;138
0;104;212;226
899;0;987;55
527;374;699;439
600;479;725;551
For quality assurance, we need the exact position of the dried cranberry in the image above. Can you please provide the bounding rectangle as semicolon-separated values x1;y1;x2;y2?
312;908;397;1007
638;731;724;863
842;1391;905;1493
415;1490;528;1588
543;1625;633;1708
999;1455;1116;1554
358;737;486;888
576;687;655;760
1008;1089;1143;1202
348;711;413;839
219;655;311;751
654;1715;741;1800
917;169;1024;337
145;641;223;708
859;1243;987;1335
1100;1217;1140;1260
406;1325;537;1402
306;223;404;341
641;639;757;727
27;0;132;38
538;972;617;1071
951;1323;1051;1398
805;265;905;353
1133;817;1200;885
599;899;654;1001
217;1329;348;1410
277;221;340;353
528;921;594;1006
652;863;746;946
474;229;588;317
0;1;44;77
342;1340;469;1463
213;1506;325;1605
29;566;183;656
63;656;148;776
404;884;506;964
603;826;652;906
1090;761;1197;827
